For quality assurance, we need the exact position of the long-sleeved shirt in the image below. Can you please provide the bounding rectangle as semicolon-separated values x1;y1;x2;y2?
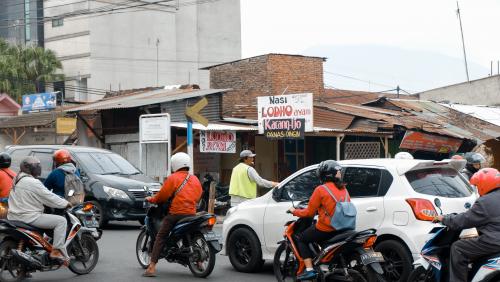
442;188;500;246
8;172;69;223
0;168;16;198
247;166;274;188
293;182;349;232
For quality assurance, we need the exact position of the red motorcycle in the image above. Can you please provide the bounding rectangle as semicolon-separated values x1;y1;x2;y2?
273;202;385;282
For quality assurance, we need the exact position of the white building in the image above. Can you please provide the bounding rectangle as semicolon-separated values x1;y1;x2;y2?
44;0;241;101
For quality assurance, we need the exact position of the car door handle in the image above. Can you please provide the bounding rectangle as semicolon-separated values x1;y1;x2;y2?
366;207;377;212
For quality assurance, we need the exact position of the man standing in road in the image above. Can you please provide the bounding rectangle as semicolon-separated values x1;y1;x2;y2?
229;150;278;206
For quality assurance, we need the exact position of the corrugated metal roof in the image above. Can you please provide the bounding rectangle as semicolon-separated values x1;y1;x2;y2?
170;122;257;131
66;88;230;112
442;104;500;127
321;89;415;105
0;112;63;129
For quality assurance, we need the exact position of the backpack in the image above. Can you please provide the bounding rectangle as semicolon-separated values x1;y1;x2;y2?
63;171;85;205
321;185;357;231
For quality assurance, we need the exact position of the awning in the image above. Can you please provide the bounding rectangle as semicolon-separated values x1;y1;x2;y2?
170;122;257;131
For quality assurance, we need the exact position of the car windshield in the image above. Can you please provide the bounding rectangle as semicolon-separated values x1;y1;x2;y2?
405;167;472;198
75;152;140;175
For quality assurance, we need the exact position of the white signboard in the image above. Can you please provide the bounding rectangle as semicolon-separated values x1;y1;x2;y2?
200;131;236;153
140;115;170;143
257;93;314;135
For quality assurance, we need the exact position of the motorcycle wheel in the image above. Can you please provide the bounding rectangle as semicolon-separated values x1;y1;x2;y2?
407;266;433;282
273;242;298;282
68;234;99;275
0;240;24;282
188;234;216;278
136;229;151;269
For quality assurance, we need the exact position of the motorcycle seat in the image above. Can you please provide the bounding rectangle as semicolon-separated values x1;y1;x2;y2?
0;219;45;234
176;215;204;225
322;230;358;245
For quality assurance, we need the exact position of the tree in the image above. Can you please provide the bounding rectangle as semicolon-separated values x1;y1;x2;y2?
0;39;64;103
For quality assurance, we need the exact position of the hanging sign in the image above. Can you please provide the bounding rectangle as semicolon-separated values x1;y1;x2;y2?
400;131;463;153
200;131;236;153
257;93;313;139
56;117;77;135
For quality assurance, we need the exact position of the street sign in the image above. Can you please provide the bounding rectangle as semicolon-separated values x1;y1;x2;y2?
56;117;77;135
138;113;172;175
185;97;209;127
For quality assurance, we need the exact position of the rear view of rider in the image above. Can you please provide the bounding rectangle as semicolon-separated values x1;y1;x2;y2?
44;149;80;198
0;152;16;201
8;157;71;261
288;160;353;281
462;152;486;180
433;168;500;282
143;152;202;277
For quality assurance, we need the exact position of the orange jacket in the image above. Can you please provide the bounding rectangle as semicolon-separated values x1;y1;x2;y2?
0;168;16;198
149;171;202;215
292;182;350;232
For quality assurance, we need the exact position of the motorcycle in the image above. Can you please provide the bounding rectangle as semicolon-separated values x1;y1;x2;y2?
0;202;101;281
273;200;386;282
408;198;500;282
135;187;221;278
197;174;231;212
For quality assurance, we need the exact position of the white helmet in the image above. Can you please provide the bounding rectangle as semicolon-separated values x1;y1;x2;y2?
395;152;414;160
171;152;190;172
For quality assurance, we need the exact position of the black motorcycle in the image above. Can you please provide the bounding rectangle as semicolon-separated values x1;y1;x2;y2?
197;174;231;212
135;190;221;278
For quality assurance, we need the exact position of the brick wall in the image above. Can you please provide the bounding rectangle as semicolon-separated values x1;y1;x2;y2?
208;54;325;112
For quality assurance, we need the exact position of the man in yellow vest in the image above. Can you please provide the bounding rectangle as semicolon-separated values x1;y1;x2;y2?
229;150;279;206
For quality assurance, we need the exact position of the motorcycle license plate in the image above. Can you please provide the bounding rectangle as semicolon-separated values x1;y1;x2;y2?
360;251;384;264
204;231;221;242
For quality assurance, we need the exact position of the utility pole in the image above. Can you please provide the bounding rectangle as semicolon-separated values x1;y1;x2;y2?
156;38;160;86
456;1;470;82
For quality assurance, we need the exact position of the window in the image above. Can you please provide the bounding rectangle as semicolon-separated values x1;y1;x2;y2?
52;18;64;27
280;170;321;201
32;152;54;179
8;149;31;173
343;167;382;197
406;168;472;198
75;152;139;175
283;139;305;176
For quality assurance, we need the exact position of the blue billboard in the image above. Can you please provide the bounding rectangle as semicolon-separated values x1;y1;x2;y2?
22;92;57;113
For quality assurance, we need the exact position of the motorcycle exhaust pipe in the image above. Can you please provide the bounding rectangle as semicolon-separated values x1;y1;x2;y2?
10;249;42;269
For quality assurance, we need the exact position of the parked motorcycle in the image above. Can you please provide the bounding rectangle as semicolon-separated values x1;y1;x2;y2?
135;187;221;278
0;202;101;281
197;174;231;212
273;200;385;282
408;198;500;282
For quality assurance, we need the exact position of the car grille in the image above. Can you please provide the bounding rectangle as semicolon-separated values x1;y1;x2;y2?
128;189;159;199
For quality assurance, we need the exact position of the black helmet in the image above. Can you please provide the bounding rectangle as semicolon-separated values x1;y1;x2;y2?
464;152;486;174
0;152;11;169
19;156;42;178
316;160;342;183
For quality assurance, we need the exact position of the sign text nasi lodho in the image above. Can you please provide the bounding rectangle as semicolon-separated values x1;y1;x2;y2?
200;131;236;153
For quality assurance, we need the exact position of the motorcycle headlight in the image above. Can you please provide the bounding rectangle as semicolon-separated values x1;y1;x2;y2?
103;186;130;200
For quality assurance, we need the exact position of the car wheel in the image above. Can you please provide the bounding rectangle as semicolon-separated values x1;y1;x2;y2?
227;228;264;273
374;240;413;282
90;201;108;228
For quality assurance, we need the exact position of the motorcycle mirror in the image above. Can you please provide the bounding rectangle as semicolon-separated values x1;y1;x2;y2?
434;198;443;215
68;189;75;197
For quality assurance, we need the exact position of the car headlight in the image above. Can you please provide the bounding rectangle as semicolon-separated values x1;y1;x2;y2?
103;186;130;200
226;206;238;218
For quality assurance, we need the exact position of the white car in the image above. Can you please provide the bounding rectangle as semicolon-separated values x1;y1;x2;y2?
222;158;476;281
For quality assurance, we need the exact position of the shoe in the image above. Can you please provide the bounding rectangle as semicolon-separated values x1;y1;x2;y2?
297;269;318;281
142;271;156;277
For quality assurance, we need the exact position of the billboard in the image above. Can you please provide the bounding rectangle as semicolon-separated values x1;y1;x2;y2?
200;131;236;153
400;131;463;153
22;92;57;113
257;93;313;139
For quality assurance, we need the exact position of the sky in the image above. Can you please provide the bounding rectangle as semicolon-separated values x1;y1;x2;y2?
240;0;500;93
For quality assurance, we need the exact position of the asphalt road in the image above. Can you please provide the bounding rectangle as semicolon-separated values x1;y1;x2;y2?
32;221;276;282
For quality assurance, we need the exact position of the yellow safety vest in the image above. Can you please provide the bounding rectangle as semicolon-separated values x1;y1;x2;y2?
229;163;257;199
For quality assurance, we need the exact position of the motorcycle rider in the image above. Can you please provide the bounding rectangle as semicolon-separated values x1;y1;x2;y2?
462;152;486;180
0;152;15;200
44;149;80;198
143;152;202;277
433;168;500;282
288;160;351;281
8;156;71;261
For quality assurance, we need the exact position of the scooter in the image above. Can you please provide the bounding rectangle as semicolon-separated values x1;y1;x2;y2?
0;202;101;281
408;198;500;282
135;187;221;278
273;200;385;282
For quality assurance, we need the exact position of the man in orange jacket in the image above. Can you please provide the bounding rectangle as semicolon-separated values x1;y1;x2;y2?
143;152;202;277
0;152;16;199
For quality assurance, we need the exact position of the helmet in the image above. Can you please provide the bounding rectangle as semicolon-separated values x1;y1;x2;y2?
465;152;486;174
171;152;190;172
395;152;414;160
470;168;500;196
0;152;11;169
19;156;42;178
316;160;342;183
451;155;464;160
53;149;72;166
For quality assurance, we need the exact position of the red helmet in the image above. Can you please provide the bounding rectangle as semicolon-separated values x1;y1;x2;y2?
470;168;500;196
53;149;72;165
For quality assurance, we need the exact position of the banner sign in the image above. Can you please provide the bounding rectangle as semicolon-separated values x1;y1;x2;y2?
400;130;463;153
56;117;77;135
140;115;170;143
257;93;313;139
200;131;236;153
22;92;56;113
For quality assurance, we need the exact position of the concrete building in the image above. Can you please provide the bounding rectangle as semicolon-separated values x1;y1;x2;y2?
417;75;500;106
0;0;44;46
43;0;241;102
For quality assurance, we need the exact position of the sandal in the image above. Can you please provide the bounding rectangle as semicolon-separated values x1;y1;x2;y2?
142;271;156;277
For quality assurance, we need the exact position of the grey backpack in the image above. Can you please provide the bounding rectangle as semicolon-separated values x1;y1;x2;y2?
322;185;357;231
63;171;85;205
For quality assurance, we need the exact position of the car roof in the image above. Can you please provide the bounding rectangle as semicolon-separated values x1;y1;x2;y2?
6;145;112;154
